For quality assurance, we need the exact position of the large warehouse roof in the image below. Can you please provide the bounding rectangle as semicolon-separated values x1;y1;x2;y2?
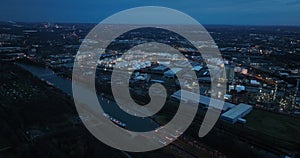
171;90;234;111
171;90;253;124
152;65;168;71
221;103;252;122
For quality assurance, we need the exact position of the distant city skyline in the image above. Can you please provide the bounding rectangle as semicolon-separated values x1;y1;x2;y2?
1;0;300;25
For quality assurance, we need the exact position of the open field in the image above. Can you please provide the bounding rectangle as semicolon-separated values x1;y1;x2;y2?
156;100;300;157
245;109;300;145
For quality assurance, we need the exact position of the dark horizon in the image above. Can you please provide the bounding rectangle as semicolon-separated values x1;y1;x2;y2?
2;20;300;27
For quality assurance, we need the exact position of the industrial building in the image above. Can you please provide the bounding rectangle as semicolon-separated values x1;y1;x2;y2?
225;64;235;83
171;90;252;124
171;90;235;111
221;103;253;124
164;68;182;78
151;65;168;74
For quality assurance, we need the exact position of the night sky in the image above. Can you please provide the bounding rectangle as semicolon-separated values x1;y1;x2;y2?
1;0;300;25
